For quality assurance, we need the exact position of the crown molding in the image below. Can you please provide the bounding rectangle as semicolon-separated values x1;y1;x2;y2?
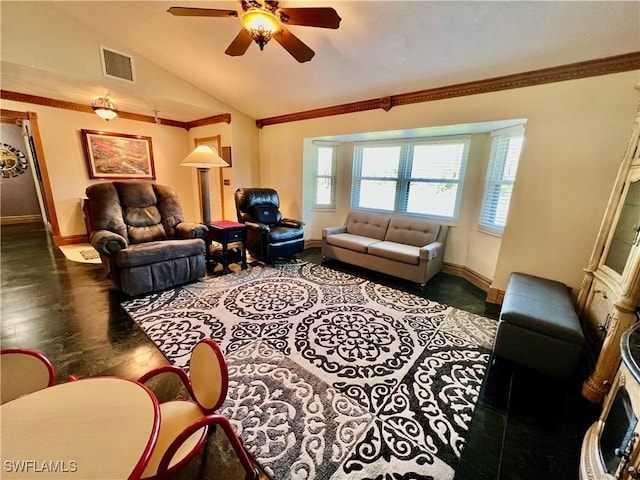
256;52;640;128
186;113;232;130
0;90;232;129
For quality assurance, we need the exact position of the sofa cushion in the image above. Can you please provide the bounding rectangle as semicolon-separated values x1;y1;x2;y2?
367;241;421;265
345;212;390;240
385;217;440;247
325;233;381;253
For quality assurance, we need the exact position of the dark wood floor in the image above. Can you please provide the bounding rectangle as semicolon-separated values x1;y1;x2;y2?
1;222;600;480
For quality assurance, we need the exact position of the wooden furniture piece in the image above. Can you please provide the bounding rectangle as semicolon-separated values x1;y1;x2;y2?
577;83;640;403
580;322;640;480
205;220;248;274
1;376;160;479
137;339;258;480
1;348;55;404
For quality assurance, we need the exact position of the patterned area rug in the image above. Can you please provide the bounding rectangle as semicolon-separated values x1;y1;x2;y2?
122;262;497;480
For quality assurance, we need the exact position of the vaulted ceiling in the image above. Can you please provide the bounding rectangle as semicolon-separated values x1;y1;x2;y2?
1;1;639;122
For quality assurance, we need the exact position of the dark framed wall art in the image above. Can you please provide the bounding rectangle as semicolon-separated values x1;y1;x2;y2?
81;129;155;179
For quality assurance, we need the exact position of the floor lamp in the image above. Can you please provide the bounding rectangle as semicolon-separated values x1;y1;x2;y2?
180;145;229;224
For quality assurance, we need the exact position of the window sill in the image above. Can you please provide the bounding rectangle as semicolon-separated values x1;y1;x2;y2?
312;207;336;212
478;225;504;238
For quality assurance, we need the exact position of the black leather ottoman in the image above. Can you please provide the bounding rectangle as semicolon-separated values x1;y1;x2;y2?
493;272;585;379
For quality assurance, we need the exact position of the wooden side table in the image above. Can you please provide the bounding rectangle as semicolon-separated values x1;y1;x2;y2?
205;221;248;274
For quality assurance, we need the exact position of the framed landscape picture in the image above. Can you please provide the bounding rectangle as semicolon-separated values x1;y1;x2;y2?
81;129;155;179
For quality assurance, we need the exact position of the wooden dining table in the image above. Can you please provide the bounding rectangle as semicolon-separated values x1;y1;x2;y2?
1;376;160;479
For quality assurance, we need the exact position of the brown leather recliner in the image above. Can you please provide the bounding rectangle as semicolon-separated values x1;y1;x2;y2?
86;182;208;296
234;188;305;264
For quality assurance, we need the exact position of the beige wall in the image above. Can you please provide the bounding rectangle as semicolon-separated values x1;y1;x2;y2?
3;68;637;297
188;123;232;222
0;99;261;238
1;1;234;121
187;114;261;222
1;0;263;237
0;99;195;236
300;133;500;281
257;71;640;293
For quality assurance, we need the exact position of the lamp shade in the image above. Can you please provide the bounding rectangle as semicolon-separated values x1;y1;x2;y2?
91;97;118;121
180;145;229;169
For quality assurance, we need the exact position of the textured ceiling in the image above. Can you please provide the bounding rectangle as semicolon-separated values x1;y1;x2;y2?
2;1;639;121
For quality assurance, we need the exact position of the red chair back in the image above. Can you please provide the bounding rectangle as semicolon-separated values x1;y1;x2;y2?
1;348;55;404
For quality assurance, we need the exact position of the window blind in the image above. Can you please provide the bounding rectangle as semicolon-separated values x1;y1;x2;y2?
351;136;470;219
479;126;525;234
313;142;338;209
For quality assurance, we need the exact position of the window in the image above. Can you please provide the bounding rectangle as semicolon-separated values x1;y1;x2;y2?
351;137;470;220
313;142;337;209
479;126;525;234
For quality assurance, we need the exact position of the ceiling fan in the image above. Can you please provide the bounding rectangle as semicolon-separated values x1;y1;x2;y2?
168;1;341;63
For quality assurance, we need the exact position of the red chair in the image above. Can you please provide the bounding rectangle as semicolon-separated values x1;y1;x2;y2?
1;348;55;404
137;339;258;480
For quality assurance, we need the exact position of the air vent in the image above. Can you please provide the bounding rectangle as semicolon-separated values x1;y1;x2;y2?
100;46;136;83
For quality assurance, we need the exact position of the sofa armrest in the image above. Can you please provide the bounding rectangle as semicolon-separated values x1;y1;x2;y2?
176;222;208;239
90;230;128;256
420;242;443;261
322;226;347;238
245;221;270;232
280;218;305;228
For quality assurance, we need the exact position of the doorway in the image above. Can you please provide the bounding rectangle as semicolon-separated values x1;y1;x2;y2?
0;109;59;238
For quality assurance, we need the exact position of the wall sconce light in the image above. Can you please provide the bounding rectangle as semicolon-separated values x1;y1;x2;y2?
91;97;118;121
180;145;229;224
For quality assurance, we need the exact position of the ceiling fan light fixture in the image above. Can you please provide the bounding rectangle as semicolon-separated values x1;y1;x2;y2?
241;9;279;50
91;97;118;121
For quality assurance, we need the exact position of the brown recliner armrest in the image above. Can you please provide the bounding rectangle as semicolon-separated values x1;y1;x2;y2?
89;230;128;256
176;222;208;239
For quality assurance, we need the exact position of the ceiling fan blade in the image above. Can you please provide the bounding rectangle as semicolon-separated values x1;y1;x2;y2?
167;7;238;18
273;26;315;63
225;29;253;57
277;7;341;29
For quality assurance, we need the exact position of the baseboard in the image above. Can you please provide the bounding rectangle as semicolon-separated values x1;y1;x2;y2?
54;234;89;246
305;239;322;249
0;215;42;225
486;287;506;305
441;263;492;293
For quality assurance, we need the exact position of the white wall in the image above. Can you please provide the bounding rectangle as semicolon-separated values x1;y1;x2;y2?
258;72;639;293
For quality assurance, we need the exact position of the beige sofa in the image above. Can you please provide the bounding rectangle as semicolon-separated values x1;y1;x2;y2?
321;211;448;285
